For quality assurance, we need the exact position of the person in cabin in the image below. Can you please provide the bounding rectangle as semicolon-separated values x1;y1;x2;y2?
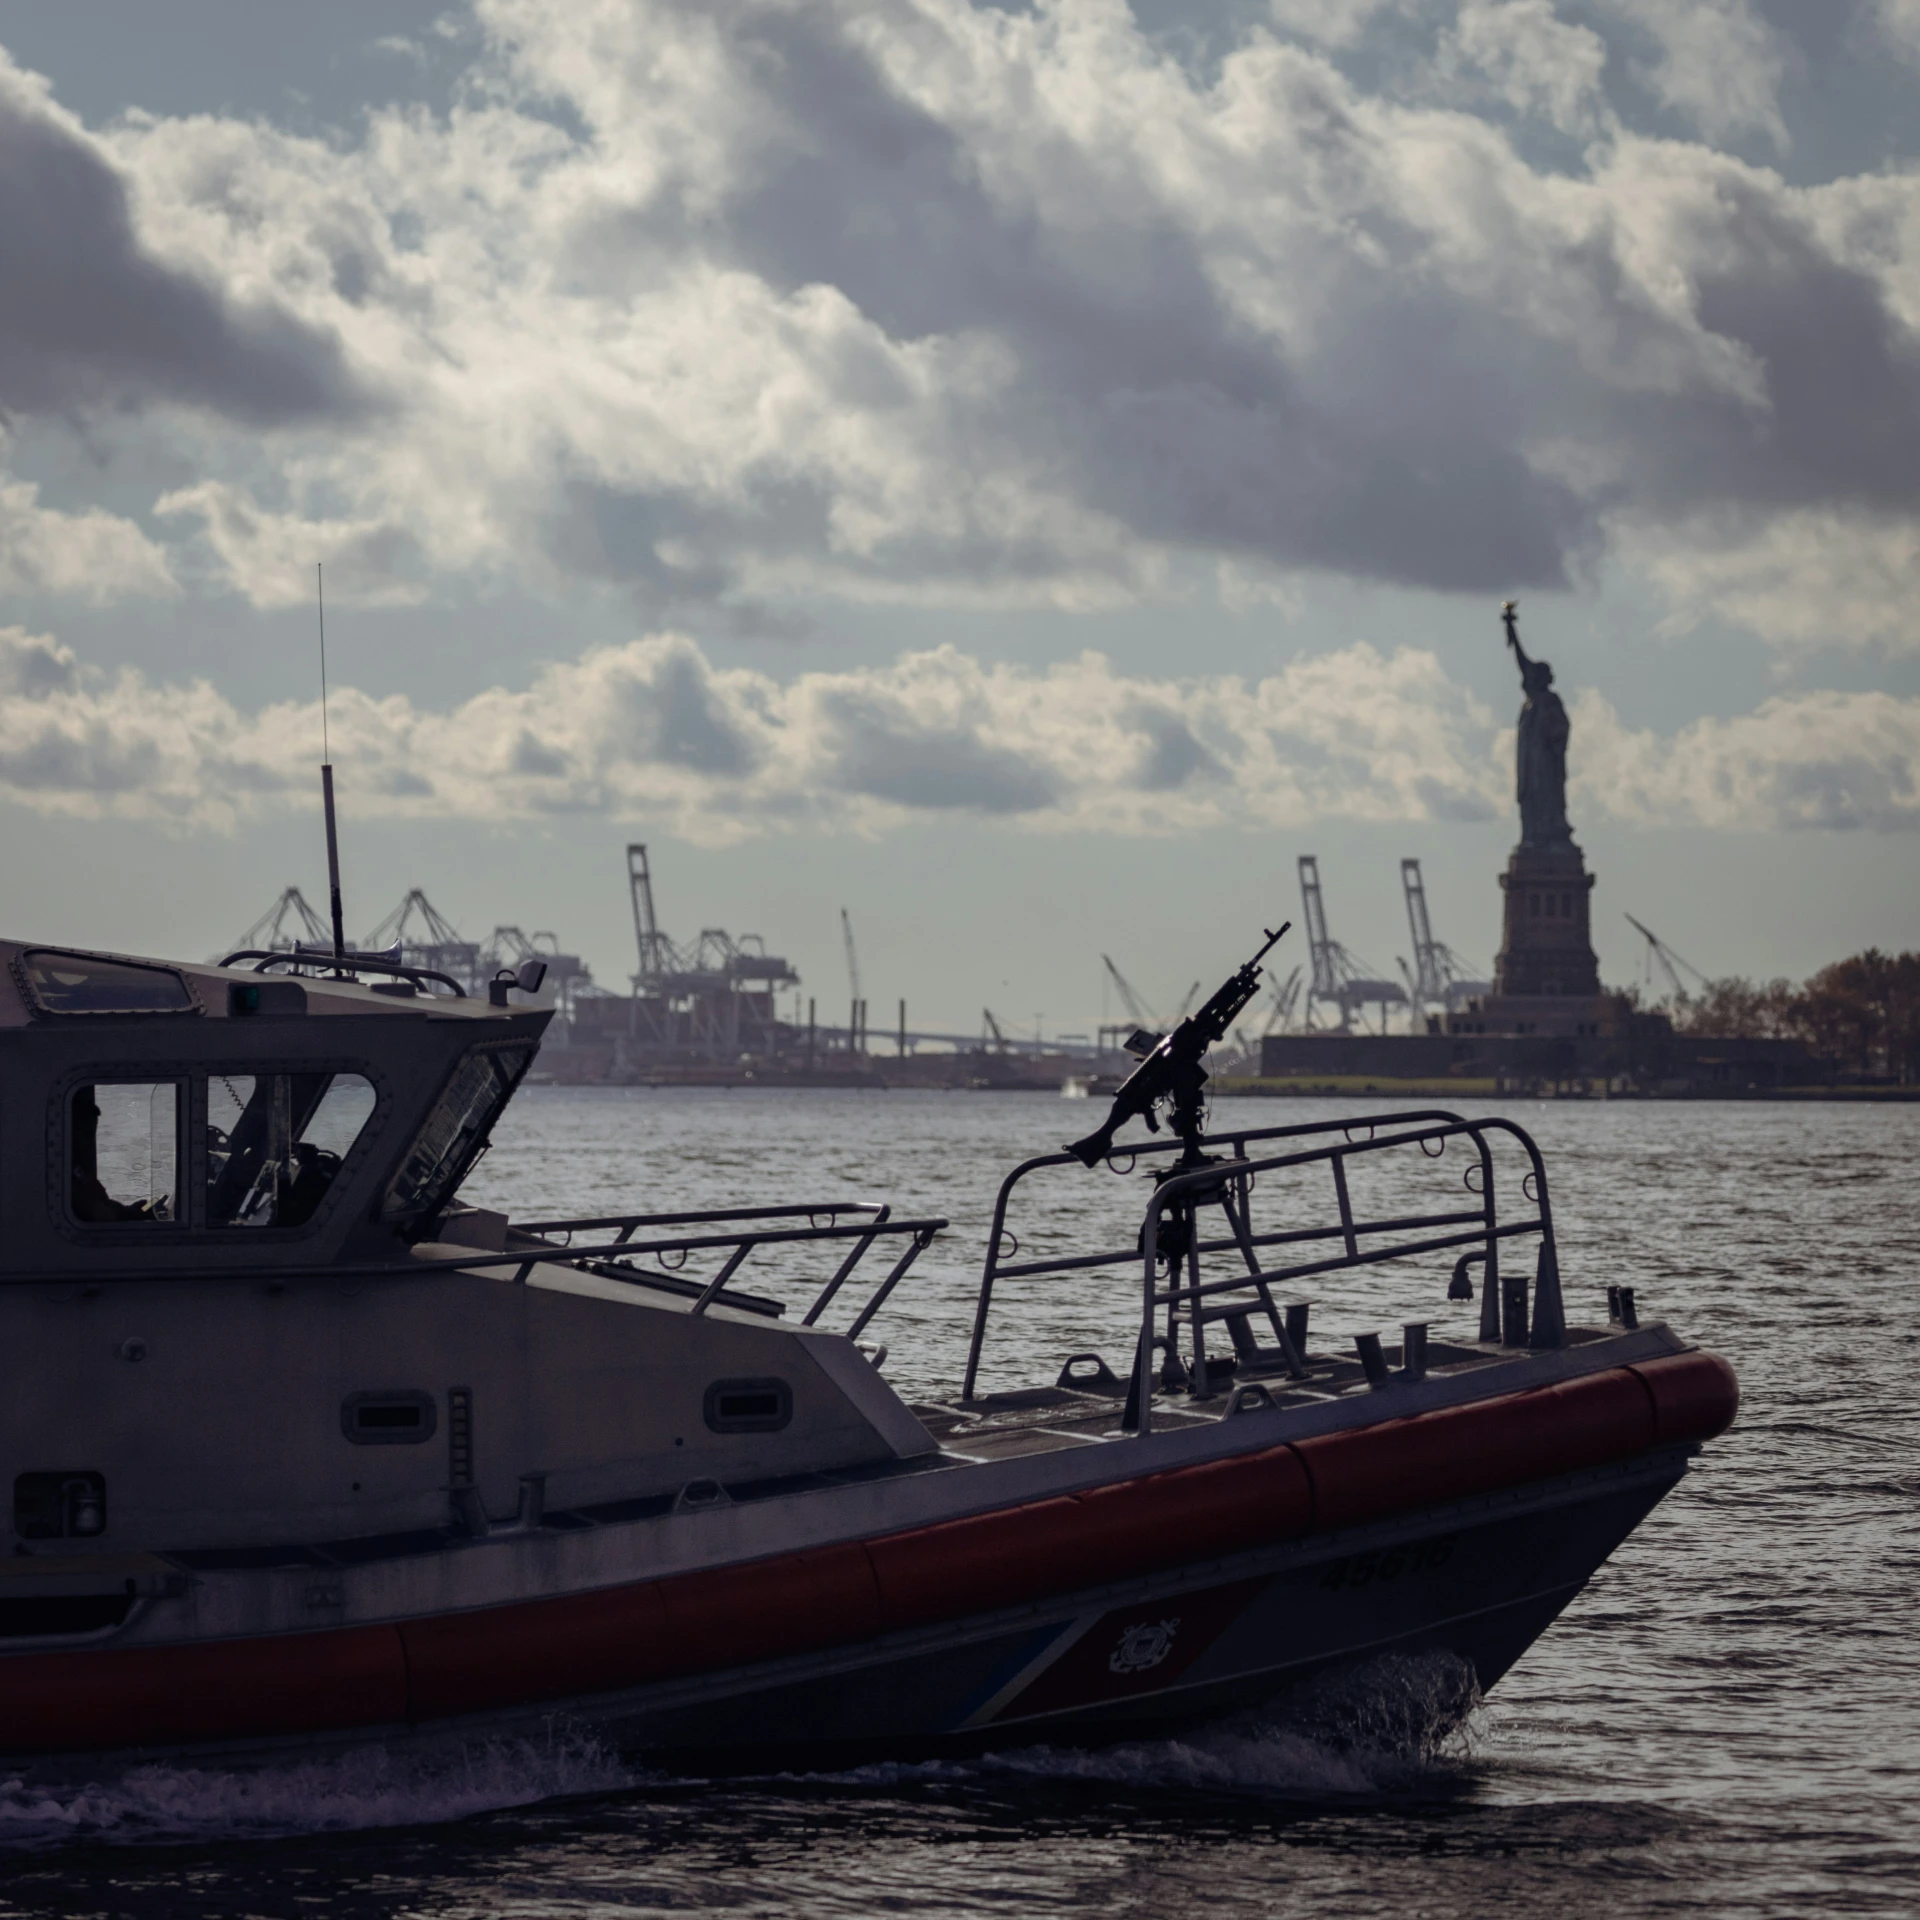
70;1088;157;1223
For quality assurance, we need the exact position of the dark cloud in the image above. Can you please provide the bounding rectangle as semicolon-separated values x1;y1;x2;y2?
619;644;760;776
0;628;78;698
0;61;364;422
820;690;1060;812
1129;703;1224;791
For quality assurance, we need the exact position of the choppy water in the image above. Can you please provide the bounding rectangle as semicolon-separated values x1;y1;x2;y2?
2;1089;1915;1918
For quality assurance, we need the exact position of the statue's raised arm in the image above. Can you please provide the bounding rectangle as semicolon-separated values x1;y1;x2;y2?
1501;599;1532;677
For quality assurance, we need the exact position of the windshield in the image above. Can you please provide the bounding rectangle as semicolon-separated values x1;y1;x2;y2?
381;1045;531;1229
207;1073;377;1229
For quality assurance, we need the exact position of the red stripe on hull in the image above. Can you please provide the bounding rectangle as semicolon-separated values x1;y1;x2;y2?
660;1542;882;1669
401;1577;672;1719
0;1354;1738;1755
1294;1367;1657;1529
0;1623;405;1755
1629;1351;1739;1445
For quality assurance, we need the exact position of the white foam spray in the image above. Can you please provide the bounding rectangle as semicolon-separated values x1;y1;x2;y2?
0;1726;634;1850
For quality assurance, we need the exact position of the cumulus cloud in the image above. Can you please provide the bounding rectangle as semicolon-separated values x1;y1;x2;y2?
1574;686;1920;830
1594;0;1789;149
0;619;1910;840
1441;1;1610;137
0;51;363;422
0;623;1503;837
0;473;174;601
0;3;1915;646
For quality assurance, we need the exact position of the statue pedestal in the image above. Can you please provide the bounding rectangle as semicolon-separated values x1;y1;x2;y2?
1493;843;1600;999
1449;842;1604;1039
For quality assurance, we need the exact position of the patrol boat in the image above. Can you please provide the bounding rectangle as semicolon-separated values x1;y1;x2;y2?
0;930;1735;1765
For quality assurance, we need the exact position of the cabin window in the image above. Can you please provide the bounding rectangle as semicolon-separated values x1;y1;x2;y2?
19;950;195;1017
341;1391;437;1444
70;1083;179;1225
381;1045;533;1227
207;1073;377;1229
704;1378;793;1433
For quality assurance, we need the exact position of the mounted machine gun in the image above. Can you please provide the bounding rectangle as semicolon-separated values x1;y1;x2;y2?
1067;921;1290;1172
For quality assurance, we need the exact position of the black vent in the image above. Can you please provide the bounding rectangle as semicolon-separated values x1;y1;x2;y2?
341;1391;437;1445
704;1378;792;1434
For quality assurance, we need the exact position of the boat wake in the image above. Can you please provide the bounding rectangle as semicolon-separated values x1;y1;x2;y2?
816;1650;1487;1804
0;1728;633;1850
0;1653;1480;1849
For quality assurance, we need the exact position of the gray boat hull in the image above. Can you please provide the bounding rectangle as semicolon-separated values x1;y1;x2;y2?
466;1452;1683;1767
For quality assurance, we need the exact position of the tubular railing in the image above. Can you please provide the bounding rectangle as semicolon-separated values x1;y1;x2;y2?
962;1111;1562;1428
512;1201;940;1334
22;1204;946;1342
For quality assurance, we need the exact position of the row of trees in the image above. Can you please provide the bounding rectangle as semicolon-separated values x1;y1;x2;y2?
1640;950;1920;1081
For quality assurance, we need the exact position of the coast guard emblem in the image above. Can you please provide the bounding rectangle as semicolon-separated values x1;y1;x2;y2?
1108;1617;1180;1675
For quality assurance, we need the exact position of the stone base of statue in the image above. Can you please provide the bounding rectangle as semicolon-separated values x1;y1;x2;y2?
1494;842;1600;998
1447;840;1605;1039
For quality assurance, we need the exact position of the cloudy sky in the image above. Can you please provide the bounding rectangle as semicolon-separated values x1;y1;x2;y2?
0;0;1916;1030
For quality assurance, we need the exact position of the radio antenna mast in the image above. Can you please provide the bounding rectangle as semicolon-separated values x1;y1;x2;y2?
316;563;347;970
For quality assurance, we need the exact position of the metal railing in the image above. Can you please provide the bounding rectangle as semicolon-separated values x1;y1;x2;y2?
219;949;468;997
18;1203;946;1341
963;1111;1563;1430
506;1201;946;1337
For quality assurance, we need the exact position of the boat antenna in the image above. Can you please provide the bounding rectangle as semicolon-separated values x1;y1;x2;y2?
316;563;348;972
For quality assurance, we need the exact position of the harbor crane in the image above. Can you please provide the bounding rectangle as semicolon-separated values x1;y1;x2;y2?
841;907;867;1056
624;844;799;1060
1397;859;1491;1014
1297;855;1407;1032
227;887;331;958
1259;965;1304;1038
363;889;481;990
1625;913;1709;1003
1101;954;1160;1031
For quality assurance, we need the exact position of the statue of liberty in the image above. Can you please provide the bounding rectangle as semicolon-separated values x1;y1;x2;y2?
1501;601;1573;850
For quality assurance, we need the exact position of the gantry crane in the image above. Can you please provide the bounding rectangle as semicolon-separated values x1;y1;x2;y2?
226;887;331;959
1397;858;1490;1014
841;907;867;1055
1100;954;1160;1031
1297;855;1407;1031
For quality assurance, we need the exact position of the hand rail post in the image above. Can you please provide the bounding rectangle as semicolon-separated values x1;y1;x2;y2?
803;1204;890;1326
846;1226;934;1341
1475;1129;1503;1342
689;1242;753;1316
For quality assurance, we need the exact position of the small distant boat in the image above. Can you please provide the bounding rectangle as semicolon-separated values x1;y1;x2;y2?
0;931;1734;1768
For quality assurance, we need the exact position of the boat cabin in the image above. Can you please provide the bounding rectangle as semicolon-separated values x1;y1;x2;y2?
0;943;935;1565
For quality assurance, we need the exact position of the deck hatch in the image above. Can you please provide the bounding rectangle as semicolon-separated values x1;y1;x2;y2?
341;1391;438;1444
704;1379;793;1433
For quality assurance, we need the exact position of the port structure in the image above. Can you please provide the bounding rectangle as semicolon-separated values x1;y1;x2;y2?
841;908;868;1057
626;844;800;1062
364;890;482;990
1397;859;1491;1017
1624;913;1709;1003
1096;953;1162;1061
227;887;332;958
1297;855;1407;1032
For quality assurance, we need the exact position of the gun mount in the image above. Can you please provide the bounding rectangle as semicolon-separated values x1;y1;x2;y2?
1067;922;1290;1173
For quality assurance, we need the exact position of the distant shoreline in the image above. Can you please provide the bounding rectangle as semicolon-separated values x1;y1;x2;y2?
1213;1076;1920;1103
